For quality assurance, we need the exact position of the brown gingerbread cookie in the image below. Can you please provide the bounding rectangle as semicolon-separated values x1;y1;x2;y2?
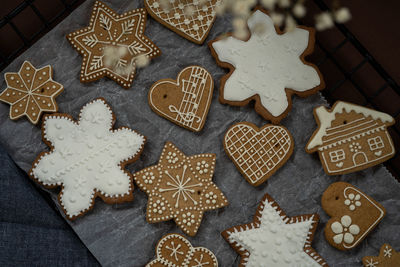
322;182;386;251
148;65;214;132
223;122;294;186
67;1;161;89
362;244;400;267
306;101;396;175
208;8;324;124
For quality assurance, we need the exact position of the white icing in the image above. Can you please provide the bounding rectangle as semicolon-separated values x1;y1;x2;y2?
330;215;360;245
31;99;145;218
364;258;379;267
344;192;361;211
307;101;394;150
226;198;324;266
383;245;392;258
212;10;320;117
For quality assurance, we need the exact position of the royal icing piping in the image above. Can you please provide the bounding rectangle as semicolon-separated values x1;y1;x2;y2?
30;99;145;218
211;10;320;117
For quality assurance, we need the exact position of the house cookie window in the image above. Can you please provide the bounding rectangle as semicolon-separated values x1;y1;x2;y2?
368;136;384;151
329;149;345;162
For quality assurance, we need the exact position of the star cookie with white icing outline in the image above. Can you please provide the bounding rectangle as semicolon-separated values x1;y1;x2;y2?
134;142;228;236
362;244;400;267
67;1;161;88
222;193;328;266
0;61;63;124
146;233;218;266
209;8;324;123
30;98;146;220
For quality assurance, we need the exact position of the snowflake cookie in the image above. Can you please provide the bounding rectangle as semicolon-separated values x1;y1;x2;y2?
146;233;218;267
134;142;228;236
30;98;146;220
0;61;64;124
209;8;324;123
222;193;328;266
322;182;386;250
67;1;161;89
362;244;400;267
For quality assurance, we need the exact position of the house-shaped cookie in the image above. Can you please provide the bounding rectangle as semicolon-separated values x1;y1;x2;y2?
306;101;395;175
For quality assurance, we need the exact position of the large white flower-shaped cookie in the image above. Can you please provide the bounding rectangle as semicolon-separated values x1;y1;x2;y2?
30;98;145;219
209;9;324;123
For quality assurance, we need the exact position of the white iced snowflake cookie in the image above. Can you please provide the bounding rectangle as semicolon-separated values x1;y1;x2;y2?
222;193;328;267
30;98;146;220
209;8;324;123
362;244;400;267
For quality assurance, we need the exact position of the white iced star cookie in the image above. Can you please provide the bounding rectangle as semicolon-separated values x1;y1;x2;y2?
222;193;328;267
30;98;146;220
209;8;324;123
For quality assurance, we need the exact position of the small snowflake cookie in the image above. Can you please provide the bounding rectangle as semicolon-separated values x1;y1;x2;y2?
222;193;328;266
133;142;228;236
209;8;324;123
224;122;294;186
146;233;218;266
145;0;221;44
148;65;214;132
322;182;386;250
362;244;400;267
0;61;64;124
67;1;161;89
29;98;146;220
306;100;395;175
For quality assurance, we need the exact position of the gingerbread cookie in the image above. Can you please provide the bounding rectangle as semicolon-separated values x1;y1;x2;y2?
222;193;328;266
148;65;214;132
0;61;64;124
134;142;228;236
67;1;161;89
322;182;386;251
209;8;324;123
306;101;395;175
30;98;146;220
363;244;400;267
223;122;294;186
147;233;218;266
145;0;220;44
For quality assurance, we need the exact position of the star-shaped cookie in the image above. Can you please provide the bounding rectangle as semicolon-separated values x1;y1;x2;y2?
30;98;146;220
209;8;324;123
67;1;161;89
222;193;328;266
134;142;228;236
362;244;400;267
0;61;64;124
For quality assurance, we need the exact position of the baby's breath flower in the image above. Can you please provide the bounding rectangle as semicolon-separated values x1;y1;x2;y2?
261;0;277;10
278;0;291;8
315;12;334;31
284;15;297;32
334;7;352;23
270;12;284;27
135;55;150;68
292;3;306;18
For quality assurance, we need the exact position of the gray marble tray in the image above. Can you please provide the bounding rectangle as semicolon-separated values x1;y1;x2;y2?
0;0;399;266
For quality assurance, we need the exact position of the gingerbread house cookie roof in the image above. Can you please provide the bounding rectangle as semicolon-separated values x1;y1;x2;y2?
307;101;394;151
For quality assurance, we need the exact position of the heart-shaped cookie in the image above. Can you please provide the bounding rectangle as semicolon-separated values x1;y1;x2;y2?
144;0;220;44
322;182;386;251
148;65;213;132
224;122;294;186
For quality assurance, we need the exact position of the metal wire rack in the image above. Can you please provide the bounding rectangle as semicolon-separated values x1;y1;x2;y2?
0;0;399;180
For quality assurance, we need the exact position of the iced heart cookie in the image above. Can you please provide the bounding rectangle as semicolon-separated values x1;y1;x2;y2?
209;8;324;123
134;142;228;236
306;101;396;175
148;65;214;132
362;244;400;267
222;193;328;266
146;233;218;266
223;122;294;186
322;182;386;251
0;61;64;124
30;98;146;220
67;1;161;89
145;0;221;44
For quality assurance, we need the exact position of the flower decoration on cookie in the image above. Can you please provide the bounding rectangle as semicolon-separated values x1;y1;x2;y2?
209;8;324;123
67;1;161;89
30;98;146;220
134;142;228;236
146;233;218;266
222;193;328;266
0;61;63;124
362;244;400;267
